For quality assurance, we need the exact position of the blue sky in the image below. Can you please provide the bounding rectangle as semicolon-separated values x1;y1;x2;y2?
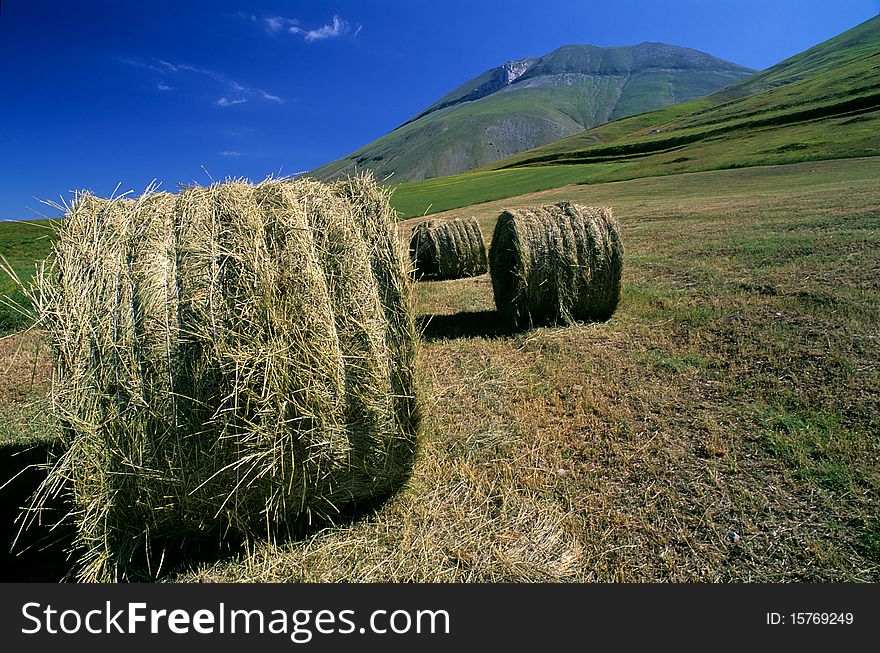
0;0;877;220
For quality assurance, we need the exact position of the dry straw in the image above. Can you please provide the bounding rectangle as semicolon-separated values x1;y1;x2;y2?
31;175;420;582
489;202;623;328
409;217;488;280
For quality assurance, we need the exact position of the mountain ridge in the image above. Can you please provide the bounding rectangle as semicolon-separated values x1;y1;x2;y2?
311;41;754;182
489;15;880;173
398;56;538;128
385;16;880;219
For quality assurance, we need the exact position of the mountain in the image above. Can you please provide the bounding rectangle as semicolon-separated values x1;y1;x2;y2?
311;42;754;182
489;16;880;178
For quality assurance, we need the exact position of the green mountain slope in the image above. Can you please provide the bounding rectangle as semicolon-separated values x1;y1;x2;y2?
311;43;753;182
490;15;880;178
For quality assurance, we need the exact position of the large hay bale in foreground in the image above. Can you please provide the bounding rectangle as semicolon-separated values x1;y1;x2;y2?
36;175;420;582
489;203;623;328
409;217;488;280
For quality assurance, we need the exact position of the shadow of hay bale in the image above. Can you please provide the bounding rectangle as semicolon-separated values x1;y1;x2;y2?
418;311;515;341
114;477;415;582
0;439;415;582
0;442;74;581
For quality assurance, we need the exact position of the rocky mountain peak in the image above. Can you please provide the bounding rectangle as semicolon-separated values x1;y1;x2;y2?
502;57;537;84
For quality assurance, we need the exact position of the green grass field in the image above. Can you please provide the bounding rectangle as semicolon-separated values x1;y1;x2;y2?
0;220;56;331
390;163;620;217
2;157;877;581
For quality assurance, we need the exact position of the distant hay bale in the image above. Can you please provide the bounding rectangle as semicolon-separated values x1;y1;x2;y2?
409;217;488;280
489;202;623;328
34;175;420;582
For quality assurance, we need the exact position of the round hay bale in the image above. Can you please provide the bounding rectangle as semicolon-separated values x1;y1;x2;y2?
489;202;623;328
36;175;420;582
409;216;488;280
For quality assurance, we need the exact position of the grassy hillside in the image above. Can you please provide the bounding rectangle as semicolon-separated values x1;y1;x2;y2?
312;43;752;183
493;16;880;173
2;158;878;581
390;16;880;218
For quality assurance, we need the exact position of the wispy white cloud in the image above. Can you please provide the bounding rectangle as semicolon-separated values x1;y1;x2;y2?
294;15;350;42
298;16;351;43
121;57;283;106
119;57;163;74
157;59;223;81
223;127;256;137
215;97;247;108
264;15;300;34
259;90;283;103
219;150;243;157
252;14;358;43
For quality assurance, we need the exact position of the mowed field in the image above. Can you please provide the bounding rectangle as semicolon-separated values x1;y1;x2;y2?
0;157;878;581
391;163;619;218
